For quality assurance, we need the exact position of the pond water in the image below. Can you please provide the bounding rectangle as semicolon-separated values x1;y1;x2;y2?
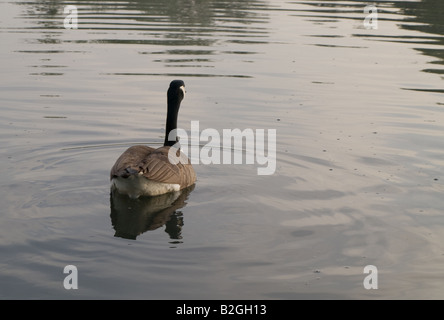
1;0;444;299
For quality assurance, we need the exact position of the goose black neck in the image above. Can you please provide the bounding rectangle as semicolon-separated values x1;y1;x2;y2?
163;94;181;147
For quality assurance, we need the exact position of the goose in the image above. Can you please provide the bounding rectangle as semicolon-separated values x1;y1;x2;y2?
110;80;196;199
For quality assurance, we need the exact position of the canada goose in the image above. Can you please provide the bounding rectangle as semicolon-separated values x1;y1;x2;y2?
110;80;196;198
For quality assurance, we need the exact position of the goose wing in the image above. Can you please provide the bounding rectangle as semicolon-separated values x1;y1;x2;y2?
138;146;196;186
110;145;196;187
110;145;156;179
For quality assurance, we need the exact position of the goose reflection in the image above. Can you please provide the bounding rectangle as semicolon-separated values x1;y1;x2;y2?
110;185;194;240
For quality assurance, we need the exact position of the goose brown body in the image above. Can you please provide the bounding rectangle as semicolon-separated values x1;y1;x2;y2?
110;80;196;198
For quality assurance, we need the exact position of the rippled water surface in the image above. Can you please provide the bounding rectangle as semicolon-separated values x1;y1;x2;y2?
1;0;444;299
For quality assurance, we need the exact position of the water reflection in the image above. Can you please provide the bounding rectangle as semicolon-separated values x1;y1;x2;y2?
294;0;443;88
14;0;271;78
2;0;444;299
17;0;270;37
398;0;444;79
110;185;194;240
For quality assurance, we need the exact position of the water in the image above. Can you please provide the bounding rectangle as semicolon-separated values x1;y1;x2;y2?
1;0;444;299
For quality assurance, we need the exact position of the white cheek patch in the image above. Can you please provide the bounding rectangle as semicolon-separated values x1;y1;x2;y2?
180;85;186;98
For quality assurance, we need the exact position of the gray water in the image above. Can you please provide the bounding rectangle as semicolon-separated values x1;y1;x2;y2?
1;0;444;299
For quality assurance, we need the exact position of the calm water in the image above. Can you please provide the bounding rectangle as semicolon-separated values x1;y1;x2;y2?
1;0;444;299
